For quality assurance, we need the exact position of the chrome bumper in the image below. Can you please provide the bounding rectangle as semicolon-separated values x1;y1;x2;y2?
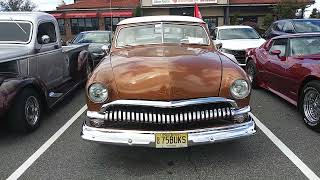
81;117;256;147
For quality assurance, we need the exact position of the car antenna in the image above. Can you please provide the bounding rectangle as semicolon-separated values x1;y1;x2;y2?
10;17;27;34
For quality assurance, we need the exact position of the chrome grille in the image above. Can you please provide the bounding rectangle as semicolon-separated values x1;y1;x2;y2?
101;103;234;124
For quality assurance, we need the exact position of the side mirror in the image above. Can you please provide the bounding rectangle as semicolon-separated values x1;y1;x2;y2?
101;44;111;53
216;42;223;50
271;49;281;56
41;35;50;44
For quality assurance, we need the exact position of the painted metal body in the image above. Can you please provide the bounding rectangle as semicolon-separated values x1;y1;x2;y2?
246;33;320;106
0;12;89;119
82;16;255;147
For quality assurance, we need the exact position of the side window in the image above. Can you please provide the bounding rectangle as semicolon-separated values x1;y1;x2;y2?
37;22;57;44
283;22;295;33
269;39;288;57
273;21;285;31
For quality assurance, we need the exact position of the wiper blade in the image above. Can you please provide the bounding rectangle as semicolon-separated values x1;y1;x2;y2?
10;17;27;34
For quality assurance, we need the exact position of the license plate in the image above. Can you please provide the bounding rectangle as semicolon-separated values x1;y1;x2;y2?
155;133;188;148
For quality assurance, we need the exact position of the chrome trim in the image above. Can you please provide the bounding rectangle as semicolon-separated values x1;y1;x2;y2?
100;97;237;111
81;117;256;147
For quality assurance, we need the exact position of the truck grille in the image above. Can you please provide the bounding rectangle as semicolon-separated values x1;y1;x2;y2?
102;103;234;124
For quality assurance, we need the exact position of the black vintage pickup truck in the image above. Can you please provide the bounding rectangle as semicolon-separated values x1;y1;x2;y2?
0;12;94;132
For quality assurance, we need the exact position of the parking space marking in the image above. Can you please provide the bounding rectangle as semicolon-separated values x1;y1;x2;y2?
6;105;87;180
250;113;320;180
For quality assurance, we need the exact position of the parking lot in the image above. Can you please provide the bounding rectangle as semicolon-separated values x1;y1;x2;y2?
0;88;319;180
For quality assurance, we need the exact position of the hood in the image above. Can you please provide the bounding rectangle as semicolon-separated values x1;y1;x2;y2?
110;45;222;101
0;45;30;63
219;38;266;50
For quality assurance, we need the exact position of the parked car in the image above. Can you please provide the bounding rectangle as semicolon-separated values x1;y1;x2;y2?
0;12;91;132
246;33;320;132
68;31;111;67
264;19;320;39
81;16;256;148
212;25;265;66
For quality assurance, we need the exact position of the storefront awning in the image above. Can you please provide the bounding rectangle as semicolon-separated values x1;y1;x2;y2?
51;13;63;18
65;12;98;18
100;11;133;17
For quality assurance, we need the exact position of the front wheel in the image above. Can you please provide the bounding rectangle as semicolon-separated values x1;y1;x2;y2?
8;88;42;133
245;60;258;88
301;81;320;132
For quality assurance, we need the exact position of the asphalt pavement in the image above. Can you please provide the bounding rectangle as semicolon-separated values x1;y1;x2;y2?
0;88;319;180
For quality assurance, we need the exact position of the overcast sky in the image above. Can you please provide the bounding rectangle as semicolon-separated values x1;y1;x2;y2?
33;0;320;17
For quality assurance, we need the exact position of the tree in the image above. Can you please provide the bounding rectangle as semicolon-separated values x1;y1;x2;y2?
263;14;275;30
58;0;66;7
133;6;142;17
0;0;36;11
230;13;240;25
272;0;312;19
309;8;320;18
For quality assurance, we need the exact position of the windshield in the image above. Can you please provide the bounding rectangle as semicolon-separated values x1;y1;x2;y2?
116;23;209;47
218;28;260;40
290;36;320;56
73;32;110;44
293;20;320;33
0;21;32;43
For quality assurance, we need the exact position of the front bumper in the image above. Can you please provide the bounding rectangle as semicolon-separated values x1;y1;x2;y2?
81;117;256;147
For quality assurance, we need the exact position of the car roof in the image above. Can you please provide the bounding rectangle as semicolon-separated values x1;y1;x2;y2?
118;16;204;25
272;32;320;39
216;25;253;29
275;19;320;23
0;12;55;25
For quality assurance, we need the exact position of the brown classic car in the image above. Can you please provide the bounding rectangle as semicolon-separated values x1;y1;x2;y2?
81;16;256;148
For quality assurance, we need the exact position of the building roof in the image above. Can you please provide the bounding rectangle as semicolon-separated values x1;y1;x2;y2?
118;16;204;25
216;25;253;29
57;0;139;10
230;0;314;4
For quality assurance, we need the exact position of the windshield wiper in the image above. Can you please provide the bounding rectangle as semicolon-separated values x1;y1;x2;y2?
9;17;27;35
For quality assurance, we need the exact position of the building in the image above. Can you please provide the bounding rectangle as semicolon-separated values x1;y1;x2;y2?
141;0;314;33
47;0;140;41
48;0;314;41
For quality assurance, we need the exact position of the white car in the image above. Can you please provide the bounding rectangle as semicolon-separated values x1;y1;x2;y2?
212;25;266;66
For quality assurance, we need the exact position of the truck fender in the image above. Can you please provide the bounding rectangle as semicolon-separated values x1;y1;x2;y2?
0;77;48;118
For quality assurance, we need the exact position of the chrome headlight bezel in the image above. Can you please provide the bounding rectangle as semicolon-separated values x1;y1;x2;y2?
88;83;109;103
230;79;251;99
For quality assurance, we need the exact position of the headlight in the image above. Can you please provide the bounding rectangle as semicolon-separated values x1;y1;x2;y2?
230;79;251;99
88;83;108;103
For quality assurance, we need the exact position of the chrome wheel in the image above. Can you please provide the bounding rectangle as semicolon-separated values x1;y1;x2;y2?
303;87;320;125
25;96;40;126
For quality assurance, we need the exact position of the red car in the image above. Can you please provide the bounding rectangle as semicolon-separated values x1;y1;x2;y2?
246;33;320;132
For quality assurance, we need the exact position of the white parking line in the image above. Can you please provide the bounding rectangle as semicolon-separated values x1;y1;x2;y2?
6;105;87;180
250;113;320;180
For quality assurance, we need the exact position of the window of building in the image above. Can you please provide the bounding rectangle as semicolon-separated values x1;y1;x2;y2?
37;22;57;44
203;17;218;34
57;19;65;35
105;17;128;31
71;18;99;35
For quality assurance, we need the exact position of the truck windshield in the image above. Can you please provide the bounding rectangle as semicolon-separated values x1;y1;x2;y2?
0;21;32;43
116;23;210;47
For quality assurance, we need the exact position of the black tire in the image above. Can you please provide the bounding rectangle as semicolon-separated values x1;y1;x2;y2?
7;88;42;133
245;60;259;88
301;81;320;132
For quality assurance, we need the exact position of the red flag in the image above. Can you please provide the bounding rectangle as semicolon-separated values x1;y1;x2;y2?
194;3;202;19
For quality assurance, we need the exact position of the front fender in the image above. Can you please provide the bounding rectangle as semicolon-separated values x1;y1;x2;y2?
0;75;47;118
